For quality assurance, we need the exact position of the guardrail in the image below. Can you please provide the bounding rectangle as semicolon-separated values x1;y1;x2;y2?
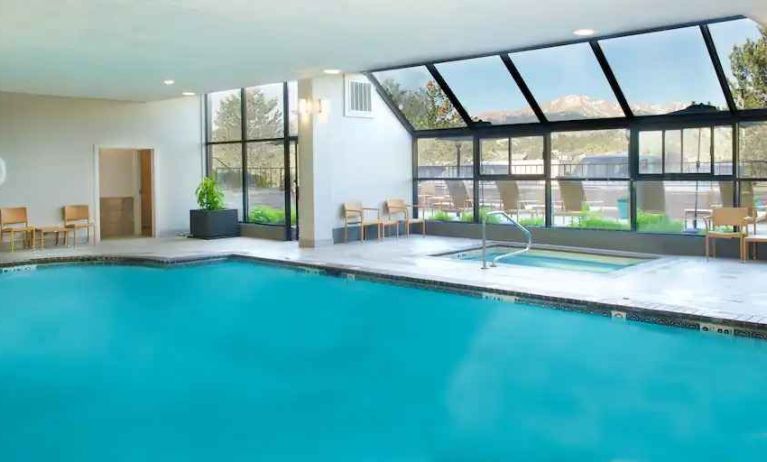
481;211;533;269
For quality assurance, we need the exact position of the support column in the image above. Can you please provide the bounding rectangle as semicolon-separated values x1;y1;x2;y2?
297;78;334;248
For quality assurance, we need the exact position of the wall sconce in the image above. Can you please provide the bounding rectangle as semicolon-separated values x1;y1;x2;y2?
298;98;328;116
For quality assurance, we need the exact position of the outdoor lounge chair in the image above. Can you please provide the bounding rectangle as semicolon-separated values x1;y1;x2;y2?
555;181;603;225
343;202;381;242
0;207;35;252
385;198;425;237
64;205;96;246
441;181;473;216
704;207;750;260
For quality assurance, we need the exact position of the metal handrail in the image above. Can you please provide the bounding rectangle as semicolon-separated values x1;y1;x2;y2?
481;211;533;269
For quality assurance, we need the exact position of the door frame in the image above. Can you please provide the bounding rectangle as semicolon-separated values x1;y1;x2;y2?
93;145;157;242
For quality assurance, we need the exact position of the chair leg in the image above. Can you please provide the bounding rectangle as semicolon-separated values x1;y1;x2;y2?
344;224;348;243
705;236;709;259
10;230;14;253
361;224;365;242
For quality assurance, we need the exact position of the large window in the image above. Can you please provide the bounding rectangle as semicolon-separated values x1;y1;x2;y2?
739;122;767;178
394;18;765;236
638;126;733;175
373;66;465;130
709;19;767;110
636;181;727;233
208;89;242;142
600;27;728;115
435;56;537;125
551;130;629;178
479;180;545;227
511;43;624;121
480;136;544;176
417;138;473;178
205;82;297;233
209;144;244;219
247;141;287;224
552;181;630;230
417;180;474;221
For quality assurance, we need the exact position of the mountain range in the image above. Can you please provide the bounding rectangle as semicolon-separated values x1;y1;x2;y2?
475;95;688;124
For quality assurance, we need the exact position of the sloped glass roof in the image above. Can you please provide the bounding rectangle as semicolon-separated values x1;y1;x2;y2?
599;27;728;115
510;43;625;121
709;18;767;110
435;56;537;125
370;18;763;132
372;66;465;130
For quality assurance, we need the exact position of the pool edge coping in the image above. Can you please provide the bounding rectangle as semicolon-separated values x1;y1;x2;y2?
1;253;765;341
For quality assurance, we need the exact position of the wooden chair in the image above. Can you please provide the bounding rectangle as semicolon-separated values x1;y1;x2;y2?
64;205;96;246
0;207;35;252
704;207;750;260
385;198;426;237
343;202;381;242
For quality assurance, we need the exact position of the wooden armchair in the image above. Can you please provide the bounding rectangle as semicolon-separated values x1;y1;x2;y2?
704;207;750;260
385;198;426;237
0;207;35;252
343;202;381;242
64;205;96;246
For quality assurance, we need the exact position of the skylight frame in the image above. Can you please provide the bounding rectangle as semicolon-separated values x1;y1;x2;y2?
366;15;765;137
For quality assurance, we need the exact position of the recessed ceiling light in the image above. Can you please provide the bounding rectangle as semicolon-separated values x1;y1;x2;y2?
323;69;341;75
573;28;596;37
182;92;196;96
163;79;175;85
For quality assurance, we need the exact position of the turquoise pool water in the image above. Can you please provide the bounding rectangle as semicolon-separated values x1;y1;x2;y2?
448;247;650;273
0;262;765;460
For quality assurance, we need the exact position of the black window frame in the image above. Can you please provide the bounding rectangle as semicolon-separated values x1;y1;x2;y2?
204;82;298;241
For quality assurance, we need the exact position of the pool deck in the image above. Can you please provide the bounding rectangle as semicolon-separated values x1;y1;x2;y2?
2;235;767;331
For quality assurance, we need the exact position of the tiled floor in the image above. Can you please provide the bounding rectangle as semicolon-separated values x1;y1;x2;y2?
2;235;767;326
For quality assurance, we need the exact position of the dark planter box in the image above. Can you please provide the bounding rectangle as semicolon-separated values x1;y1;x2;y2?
190;209;239;239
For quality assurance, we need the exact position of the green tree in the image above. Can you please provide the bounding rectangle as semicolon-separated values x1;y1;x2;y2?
210;88;284;169
729;28;767;177
729;25;767;109
380;78;463;130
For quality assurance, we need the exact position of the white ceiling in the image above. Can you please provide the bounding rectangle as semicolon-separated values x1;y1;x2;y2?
1;0;765;102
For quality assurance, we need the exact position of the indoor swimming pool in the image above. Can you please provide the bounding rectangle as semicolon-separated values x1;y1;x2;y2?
0;261;764;460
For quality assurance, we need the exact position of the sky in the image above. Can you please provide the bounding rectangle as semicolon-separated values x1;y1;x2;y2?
511;42;619;106
373;18;767;121
600;26;727;109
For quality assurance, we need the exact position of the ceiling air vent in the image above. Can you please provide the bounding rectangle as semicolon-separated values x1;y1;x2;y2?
344;74;374;118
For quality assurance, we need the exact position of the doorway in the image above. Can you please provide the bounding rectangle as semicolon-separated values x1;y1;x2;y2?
98;148;154;239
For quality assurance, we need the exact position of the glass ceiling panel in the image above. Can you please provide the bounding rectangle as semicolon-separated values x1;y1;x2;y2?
510;43;624;121
373;66;466;130
435;56;537;125
600;27;728;115
709;18;767;110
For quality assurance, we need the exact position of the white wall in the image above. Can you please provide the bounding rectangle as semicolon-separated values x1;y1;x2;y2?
0;92;204;236
297;74;412;245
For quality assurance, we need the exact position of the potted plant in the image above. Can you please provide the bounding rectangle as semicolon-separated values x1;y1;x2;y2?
189;177;239;239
